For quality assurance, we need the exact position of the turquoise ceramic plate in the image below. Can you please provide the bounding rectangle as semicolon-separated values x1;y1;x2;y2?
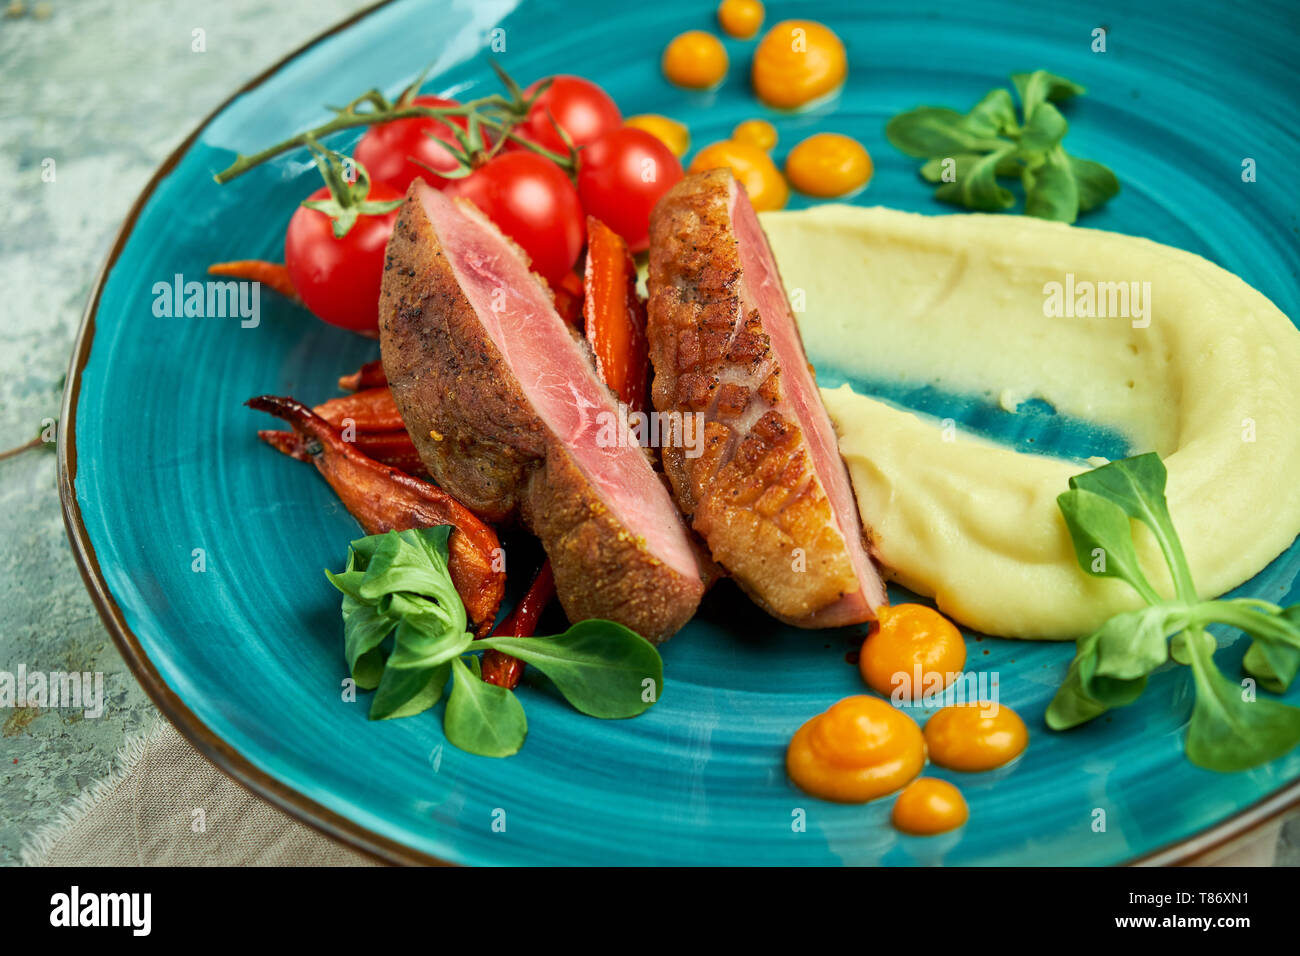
61;0;1300;865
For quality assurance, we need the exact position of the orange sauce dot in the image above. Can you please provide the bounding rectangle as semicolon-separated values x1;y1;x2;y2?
732;118;778;152
688;139;788;210
662;30;729;90
785;132;873;197
924;703;1028;772
787;696;925;803
751;19;847;109
892;778;969;835
717;0;764;39
859;604;966;701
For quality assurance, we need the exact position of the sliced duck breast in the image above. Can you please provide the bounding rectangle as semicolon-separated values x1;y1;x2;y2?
646;168;886;628
379;181;704;642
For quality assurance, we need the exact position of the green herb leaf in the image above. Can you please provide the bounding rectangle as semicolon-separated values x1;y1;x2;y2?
382;601;473;669
344;532;386;569
1046;626;1148;729
1169;632;1193;666
359;529;455;605
887;69;1114;220
1198;602;1300;693
326;526;472;720
1183;627;1300;772
1083;660;1149;710
1046;635;1109;729
1244;639;1300;694
1018;101;1068;154
371;659;451;720
884;107;1010;158
1070;156;1121;212
920;154;1024;182
963;88;1019;137
1011;70;1085;119
1022;145;1079;222
933;147;1017;211
918;156;949;182
1049;455;1300;772
479;619;664;718
1196;600;1300;651
340;595;394;690
1067;453;1195;602
1056;487;1160;603
1093;604;1185;680
444;657;527;757
327;551;395;689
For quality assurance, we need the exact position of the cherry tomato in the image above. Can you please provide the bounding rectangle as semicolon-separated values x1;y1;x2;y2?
518;75;622;155
577;127;684;253
447;152;584;285
284;183;403;334
353;95;467;193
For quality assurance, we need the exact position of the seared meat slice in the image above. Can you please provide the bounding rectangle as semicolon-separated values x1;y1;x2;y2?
646;169;886;628
379;181;704;643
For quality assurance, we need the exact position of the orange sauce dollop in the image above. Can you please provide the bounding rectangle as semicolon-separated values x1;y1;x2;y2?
787;696;925;802
751;19;847;109
858;604;966;700
924;703;1028;772
732;118;778;152
891;778;969;835
718;0;764;39
688;139;788;210
785;132;873;198
662;30;729;90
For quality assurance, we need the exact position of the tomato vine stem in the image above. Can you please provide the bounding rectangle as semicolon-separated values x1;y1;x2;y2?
214;67;575;186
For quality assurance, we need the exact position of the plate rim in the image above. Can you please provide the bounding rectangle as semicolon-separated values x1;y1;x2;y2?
54;0;1300;868
56;0;439;867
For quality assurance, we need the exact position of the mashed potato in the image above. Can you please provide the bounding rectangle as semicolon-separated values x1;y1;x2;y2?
762;206;1300;638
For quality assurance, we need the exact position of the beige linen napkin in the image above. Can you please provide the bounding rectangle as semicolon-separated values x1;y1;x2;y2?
21;719;376;866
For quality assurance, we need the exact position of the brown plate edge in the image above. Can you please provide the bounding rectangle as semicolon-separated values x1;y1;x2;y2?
53;0;1300;869
55;0;446;868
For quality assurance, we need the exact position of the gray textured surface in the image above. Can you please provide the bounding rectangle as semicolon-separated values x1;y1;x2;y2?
0;0;368;867
0;0;1296;867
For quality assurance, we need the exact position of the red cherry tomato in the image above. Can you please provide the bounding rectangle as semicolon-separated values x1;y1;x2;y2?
518;75;622;154
446;152;584;285
353;95;467;193
284;183;403;334
577;128;684;253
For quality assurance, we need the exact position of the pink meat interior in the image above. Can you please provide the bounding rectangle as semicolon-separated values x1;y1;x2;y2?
415;182;698;581
729;182;886;617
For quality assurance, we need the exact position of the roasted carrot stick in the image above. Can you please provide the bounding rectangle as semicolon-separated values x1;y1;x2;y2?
208;260;300;302
248;395;504;637
264;428;427;477
351;431;428;478
480;561;556;688
552;270;585;327
313;387;406;432
337;359;388;392
583;216;649;413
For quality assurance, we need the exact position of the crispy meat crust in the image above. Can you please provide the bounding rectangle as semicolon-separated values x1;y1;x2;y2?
379;185;701;642
378;198;540;523
522;437;701;640
646;169;866;626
